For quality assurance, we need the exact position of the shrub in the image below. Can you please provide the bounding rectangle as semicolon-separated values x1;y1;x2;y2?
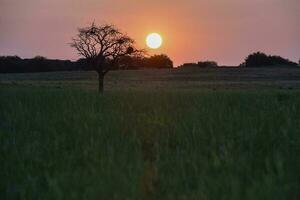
144;54;173;69
242;52;297;67
197;61;218;68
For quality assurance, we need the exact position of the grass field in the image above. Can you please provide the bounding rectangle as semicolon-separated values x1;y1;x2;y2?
1;68;300;199
1;67;300;90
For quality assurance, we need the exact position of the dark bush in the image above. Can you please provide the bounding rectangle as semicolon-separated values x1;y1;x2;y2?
179;63;198;68
197;61;218;68
144;54;173;69
179;61;218;68
117;54;173;69
242;52;297;67
117;56;144;70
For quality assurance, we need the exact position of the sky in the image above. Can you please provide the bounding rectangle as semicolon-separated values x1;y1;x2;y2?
0;0;299;66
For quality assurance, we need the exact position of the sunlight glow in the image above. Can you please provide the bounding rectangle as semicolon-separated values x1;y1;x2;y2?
146;33;162;49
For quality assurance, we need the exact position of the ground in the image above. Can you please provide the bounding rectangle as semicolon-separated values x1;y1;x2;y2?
1;66;300;90
0;67;300;199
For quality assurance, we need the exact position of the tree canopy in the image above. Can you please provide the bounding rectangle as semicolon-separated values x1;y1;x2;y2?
70;23;143;92
241;52;297;67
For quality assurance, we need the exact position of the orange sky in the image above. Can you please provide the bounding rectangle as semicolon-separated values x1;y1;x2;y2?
0;0;299;66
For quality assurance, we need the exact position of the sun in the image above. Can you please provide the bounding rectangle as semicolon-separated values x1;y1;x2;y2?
146;33;163;49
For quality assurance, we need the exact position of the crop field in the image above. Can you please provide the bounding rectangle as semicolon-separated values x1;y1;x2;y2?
1;67;300;199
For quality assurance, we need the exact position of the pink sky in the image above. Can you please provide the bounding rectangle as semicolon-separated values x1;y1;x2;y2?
0;0;299;66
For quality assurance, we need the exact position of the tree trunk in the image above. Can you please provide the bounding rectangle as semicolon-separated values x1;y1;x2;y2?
98;72;104;93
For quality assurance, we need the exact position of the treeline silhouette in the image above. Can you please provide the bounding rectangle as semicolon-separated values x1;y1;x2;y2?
0;54;173;73
179;52;298;68
118;54;173;70
1;52;298;73
241;52;298;67
0;56;76;73
179;61;218;68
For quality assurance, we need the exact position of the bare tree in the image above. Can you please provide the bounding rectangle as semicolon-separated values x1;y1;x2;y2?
70;23;142;93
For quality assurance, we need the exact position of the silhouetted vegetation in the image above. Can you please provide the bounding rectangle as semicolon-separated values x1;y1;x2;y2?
70;23;143;93
179;60;218;68
180;63;198;68
117;56;143;70
144;54;173;69
0;56;77;73
3;50;297;77
118;54;173;70
0;54;174;74
241;52;298;67
197;61;218;68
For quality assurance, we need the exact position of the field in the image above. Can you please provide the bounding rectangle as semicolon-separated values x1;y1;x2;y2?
1;66;300;90
1;67;300;199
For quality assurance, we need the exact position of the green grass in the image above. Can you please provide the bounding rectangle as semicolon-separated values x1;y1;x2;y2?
1;86;300;199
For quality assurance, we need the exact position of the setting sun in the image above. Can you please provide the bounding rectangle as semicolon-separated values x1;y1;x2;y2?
146;33;162;49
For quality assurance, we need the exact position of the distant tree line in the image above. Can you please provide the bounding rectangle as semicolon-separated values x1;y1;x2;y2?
179;61;218;68
240;52;298;67
179;52;298;68
1;52;297;73
0;54;173;73
0;56;77;73
118;54;173;70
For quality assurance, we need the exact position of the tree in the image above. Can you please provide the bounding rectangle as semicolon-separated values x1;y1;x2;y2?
244;52;270;67
242;52;297;67
117;55;144;70
117;54;174;69
144;54;173;69
70;23;142;93
197;61;218;68
33;56;47;60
